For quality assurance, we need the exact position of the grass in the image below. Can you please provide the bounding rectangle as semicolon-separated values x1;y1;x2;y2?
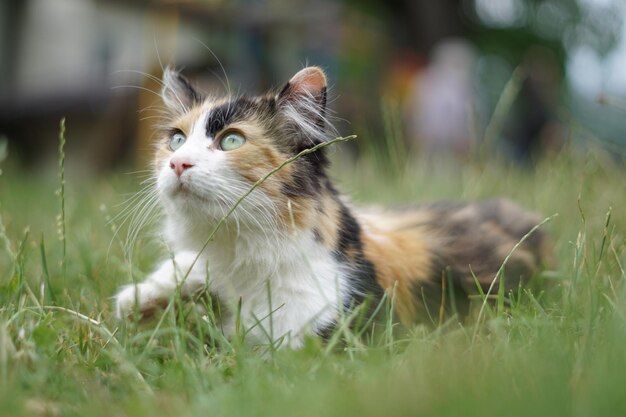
1;124;626;417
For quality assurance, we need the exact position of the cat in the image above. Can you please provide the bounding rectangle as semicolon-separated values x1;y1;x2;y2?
115;66;552;348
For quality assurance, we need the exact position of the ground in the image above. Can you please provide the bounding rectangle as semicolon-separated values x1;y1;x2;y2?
1;137;625;417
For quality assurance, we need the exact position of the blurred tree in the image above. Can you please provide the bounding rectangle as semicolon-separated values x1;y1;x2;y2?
0;0;28;97
344;0;623;78
343;0;625;160
344;0;465;54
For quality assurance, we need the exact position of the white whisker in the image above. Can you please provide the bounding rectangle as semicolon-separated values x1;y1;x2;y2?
192;37;231;97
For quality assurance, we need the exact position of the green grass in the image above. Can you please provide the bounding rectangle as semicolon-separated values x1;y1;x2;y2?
1;130;626;417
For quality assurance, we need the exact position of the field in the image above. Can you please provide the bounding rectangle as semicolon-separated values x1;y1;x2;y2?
1;129;626;417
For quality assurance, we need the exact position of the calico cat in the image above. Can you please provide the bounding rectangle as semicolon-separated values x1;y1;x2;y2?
115;66;552;347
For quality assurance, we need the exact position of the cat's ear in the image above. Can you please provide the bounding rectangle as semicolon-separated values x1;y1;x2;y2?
161;67;203;114
277;67;327;117
276;67;329;144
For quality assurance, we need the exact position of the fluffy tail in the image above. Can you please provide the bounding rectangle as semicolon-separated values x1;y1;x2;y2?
422;198;553;295
357;198;553;322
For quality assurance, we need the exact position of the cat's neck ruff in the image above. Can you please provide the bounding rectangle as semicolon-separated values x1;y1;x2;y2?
163;206;292;251
162;206;345;347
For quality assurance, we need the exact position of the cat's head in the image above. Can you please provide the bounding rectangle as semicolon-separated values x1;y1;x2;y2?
153;66;335;237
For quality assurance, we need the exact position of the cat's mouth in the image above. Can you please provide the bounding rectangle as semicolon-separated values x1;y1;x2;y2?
170;181;228;207
172;181;201;199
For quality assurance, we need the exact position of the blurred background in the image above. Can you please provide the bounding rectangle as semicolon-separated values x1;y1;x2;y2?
0;0;625;175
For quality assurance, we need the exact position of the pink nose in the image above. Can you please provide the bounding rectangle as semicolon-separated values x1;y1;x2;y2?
170;160;194;177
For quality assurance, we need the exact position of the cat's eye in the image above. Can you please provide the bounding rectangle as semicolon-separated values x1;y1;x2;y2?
220;132;246;151
169;132;186;151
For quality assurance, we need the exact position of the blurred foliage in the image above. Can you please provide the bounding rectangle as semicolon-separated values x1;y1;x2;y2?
342;0;623;66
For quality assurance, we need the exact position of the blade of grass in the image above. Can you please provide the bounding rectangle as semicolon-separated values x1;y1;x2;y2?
56;118;67;279
480;66;525;157
39;234;56;304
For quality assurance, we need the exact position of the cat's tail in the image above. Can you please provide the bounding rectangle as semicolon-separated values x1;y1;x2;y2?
357;198;553;322
420;198;554;298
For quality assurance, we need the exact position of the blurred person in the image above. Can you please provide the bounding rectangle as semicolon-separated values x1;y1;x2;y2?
404;39;476;157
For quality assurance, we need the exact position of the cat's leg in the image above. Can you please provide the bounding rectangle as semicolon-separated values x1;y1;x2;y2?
115;252;208;319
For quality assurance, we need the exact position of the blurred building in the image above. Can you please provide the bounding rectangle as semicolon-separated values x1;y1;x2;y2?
0;0;625;174
0;0;342;173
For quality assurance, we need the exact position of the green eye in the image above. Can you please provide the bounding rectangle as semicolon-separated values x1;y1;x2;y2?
220;132;246;151
169;132;186;151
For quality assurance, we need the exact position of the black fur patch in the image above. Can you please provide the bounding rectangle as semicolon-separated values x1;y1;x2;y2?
205;98;256;138
314;319;336;341
300;152;330;182
278;81;291;98
174;72;204;105
333;203;384;309
278;138;332;199
280;165;325;198
312;228;323;244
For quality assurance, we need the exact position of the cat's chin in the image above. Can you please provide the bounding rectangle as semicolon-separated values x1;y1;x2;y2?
170;182;198;197
163;183;231;215
167;182;210;201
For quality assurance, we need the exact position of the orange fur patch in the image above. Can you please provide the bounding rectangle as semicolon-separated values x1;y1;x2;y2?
358;214;434;324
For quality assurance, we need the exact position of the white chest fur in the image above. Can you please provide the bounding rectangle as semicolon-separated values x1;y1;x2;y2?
203;230;346;347
115;226;346;348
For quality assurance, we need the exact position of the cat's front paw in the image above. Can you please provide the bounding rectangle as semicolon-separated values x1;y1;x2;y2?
115;283;169;319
